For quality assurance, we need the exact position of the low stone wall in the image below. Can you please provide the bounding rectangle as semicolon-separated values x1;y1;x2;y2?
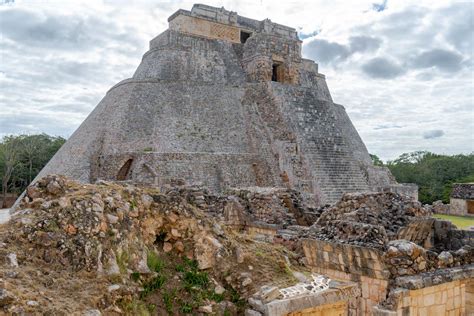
302;239;390;314
261;282;360;316
374;265;474;315
380;183;419;201
395;218;434;248
467;278;474;314
302;239;390;280
450;198;474;216
374;279;468;316
286;300;347;316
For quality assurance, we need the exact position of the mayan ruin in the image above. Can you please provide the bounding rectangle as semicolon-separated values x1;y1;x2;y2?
0;3;472;316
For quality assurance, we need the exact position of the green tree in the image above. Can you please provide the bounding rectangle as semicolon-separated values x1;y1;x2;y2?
369;154;384;166
387;151;474;204
0;136;22;207
0;134;65;205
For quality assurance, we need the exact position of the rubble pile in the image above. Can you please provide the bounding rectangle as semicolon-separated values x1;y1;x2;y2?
304;192;432;247
223;188;311;227
451;183;474;199
383;238;473;276
0;176;308;314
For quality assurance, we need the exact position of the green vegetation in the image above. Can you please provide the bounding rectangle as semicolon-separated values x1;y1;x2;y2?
123;252;246;315
147;251;165;273
371;151;474;204
433;214;474;230
141;275;167;298
0;133;65;207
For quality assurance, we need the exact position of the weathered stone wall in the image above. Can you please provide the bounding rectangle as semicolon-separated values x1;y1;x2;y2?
467;279;474;314
452;183;474;199
286;300;347;316
169;13;241;43
260;282;360;316
450;197;474;216
374;280;467;315
302;239;390;315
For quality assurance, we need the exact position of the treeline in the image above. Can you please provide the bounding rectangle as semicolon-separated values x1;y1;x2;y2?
0;134;65;207
372;151;474;204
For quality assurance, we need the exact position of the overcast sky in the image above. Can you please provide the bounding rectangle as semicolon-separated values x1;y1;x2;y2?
0;0;472;161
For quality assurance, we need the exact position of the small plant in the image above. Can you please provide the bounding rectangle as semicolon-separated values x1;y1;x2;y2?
131;272;141;282
206;290;224;303
143;147;153;152
175;263;185;272
141;275;166;298
118;298;152;316
117;251;129;274
180;302;193;314
183;257;199;270
229;288;246;308
162;289;177;314
183;270;209;288
130;198;138;210
147;251;164;272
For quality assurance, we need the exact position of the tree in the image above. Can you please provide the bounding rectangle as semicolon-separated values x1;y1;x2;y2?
369;154;384;166
0;136;22;208
387;151;474;204
0;134;66;206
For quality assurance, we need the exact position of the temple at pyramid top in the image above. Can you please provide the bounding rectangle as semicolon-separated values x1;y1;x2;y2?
167;4;300;42
35;4;417;206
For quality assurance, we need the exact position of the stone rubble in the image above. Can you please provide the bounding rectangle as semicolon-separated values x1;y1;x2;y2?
303;192;432;248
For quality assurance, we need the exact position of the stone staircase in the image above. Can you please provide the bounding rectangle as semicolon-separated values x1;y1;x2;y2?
272;84;370;204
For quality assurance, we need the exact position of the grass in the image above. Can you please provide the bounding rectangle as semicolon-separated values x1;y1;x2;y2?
147;251;165;272
433;214;474;229
141;275;166;298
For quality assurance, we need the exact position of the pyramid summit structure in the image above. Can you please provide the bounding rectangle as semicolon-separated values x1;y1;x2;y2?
38;4;417;206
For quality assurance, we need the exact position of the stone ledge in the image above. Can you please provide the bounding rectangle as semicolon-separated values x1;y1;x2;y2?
263;281;360;316
395;264;474;290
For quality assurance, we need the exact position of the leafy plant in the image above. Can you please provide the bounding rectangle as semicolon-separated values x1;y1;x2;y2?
131;272;141;282
147;251;164;272
183;270;209;288
141;275;166;298
162;289;177;314
180;302;193;314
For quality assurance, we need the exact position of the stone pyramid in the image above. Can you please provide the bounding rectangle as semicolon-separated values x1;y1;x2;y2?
37;4;416;206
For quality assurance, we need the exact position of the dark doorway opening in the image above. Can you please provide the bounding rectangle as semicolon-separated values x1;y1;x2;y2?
468;200;474;214
117;159;133;180
240;31;251;44
272;63;281;82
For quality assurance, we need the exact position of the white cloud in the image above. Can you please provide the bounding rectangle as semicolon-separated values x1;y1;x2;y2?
0;0;472;161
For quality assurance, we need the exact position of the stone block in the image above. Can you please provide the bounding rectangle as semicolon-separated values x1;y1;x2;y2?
423;293;435;306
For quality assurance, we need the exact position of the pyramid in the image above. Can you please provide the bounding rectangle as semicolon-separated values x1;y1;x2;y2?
37;4;416;206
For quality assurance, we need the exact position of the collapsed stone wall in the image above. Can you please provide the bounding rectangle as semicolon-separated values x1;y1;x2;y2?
303;192;431;248
451;183;474;199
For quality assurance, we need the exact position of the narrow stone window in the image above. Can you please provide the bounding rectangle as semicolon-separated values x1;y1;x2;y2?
272;63;281;82
240;31;251;43
117;159;133;180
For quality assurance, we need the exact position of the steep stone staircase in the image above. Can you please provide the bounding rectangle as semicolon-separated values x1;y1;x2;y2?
272;85;370;204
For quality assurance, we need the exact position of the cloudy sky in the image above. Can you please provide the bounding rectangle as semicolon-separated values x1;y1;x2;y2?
0;0;472;161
